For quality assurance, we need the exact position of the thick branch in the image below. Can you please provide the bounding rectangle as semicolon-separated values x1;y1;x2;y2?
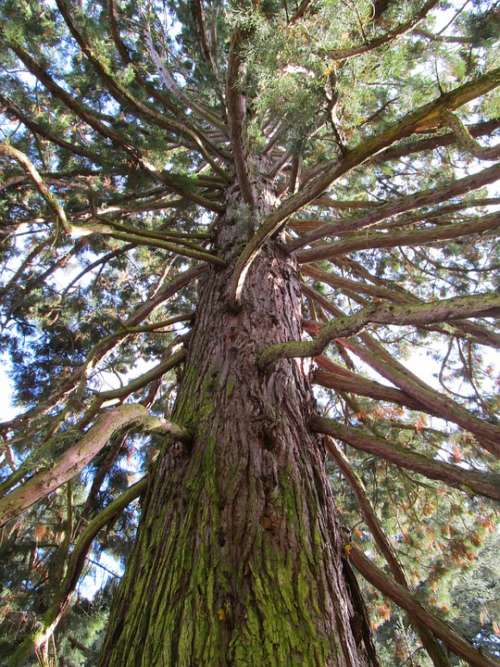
72;220;226;267
259;292;500;366
374;117;500;163
289;163;500;250
312;416;500;501
339;334;500;458
226;32;255;207
313;363;432;414
0;405;188;526
97;348;186;401
302;286;500;456
297;210;500;263
349;546;500;667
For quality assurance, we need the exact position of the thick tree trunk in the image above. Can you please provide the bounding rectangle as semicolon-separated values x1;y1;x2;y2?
99;186;377;666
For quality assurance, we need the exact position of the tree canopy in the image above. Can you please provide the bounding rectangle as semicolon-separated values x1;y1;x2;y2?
0;0;499;665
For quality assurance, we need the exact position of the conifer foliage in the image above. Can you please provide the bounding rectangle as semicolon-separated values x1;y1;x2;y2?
0;0;499;664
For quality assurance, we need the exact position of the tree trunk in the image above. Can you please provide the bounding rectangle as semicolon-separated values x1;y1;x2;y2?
99;185;377;666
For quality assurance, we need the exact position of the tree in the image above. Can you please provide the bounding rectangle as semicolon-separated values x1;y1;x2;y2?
0;0;498;664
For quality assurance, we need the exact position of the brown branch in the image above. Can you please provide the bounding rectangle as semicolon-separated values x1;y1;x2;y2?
305;264;500;348
97;348;186;401
258;291;500;366
297;210;500;263
0;92;103;164
311;416;500;501
326;438;451;667
374;117;500;163
338;334;500;458
324;0;439;61
289;162;500;250
0;406;185;526
57;0;226;167
349;546;500;667
9;42;221;211
313;364;434;414
73;220;226;267
288;0;313;24
0;144;71;234
226;31;255;207
301;286;500;456
0;265;206;433
226;67;500;308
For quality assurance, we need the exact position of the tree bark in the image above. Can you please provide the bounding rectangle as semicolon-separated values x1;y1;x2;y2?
99;186;378;666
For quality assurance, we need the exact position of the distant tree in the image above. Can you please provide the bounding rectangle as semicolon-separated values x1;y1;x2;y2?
0;0;498;665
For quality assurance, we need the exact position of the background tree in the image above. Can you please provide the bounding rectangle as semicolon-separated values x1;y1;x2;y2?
0;0;499;665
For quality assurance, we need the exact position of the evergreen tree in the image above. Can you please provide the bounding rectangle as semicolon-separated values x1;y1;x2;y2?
0;0;498;664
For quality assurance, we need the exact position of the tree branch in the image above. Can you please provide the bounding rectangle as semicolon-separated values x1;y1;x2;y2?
0;144;71;234
442;110;500;160
7;476;148;665
312;416;500;501
324;0;439;61
289;162;500;250
297;211;500;263
302;286;500;456
226;67;500;308
226;31;255;207
0;405;188;527
349;546;500;667
326;438;451;667
258;291;500;367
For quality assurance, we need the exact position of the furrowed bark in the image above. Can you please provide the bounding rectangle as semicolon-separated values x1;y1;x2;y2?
99;187;378;666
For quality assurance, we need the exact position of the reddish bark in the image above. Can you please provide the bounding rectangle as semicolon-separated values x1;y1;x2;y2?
100;191;378;665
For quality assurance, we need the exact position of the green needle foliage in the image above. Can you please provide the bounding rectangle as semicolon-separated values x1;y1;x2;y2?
0;0;498;665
